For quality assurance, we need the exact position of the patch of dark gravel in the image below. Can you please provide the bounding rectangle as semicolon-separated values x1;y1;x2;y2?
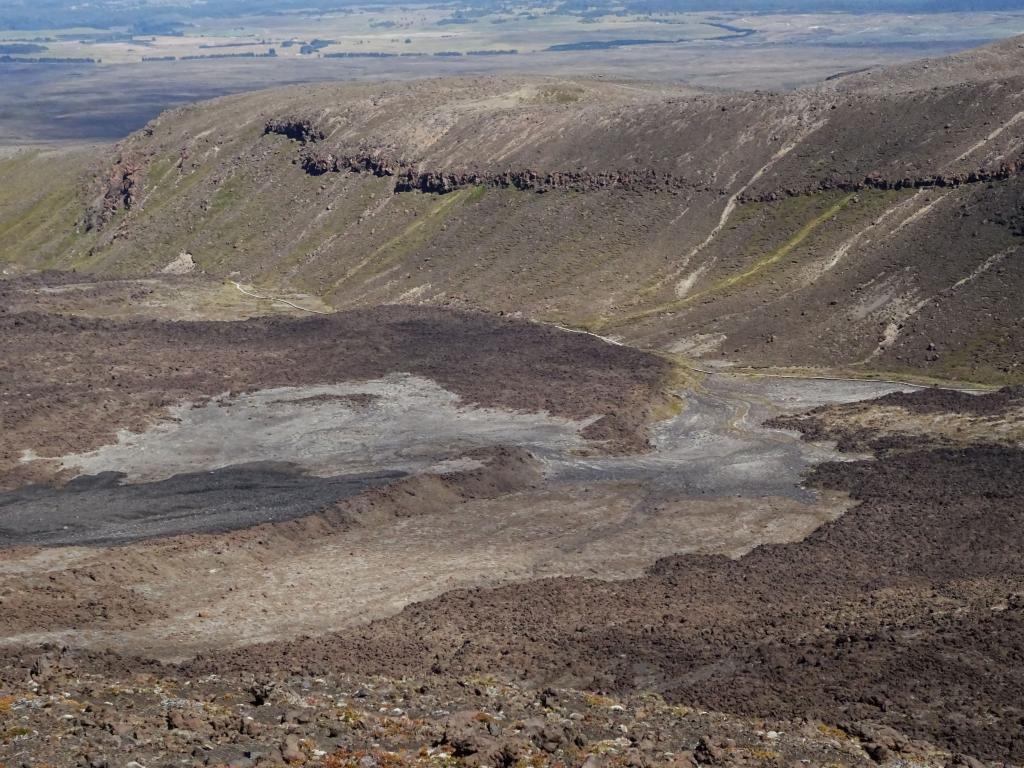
871;384;1024;416
766;384;1024;452
0;463;405;548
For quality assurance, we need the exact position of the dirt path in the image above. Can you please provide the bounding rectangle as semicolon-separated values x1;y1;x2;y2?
231;280;331;314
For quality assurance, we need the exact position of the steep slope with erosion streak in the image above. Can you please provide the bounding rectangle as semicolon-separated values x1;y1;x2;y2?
3;40;1024;383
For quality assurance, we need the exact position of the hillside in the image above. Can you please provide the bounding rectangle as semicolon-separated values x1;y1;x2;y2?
4;36;1024;768
2;37;1023;384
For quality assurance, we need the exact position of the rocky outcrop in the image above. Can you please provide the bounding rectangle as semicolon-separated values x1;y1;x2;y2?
744;159;1024;202
0;653;953;768
394;166;692;194
83;154;144;230
299;148;402;177
296;147;695;194
264;116;325;144
295;137;1022;200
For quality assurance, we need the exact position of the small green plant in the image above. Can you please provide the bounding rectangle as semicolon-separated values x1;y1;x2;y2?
817;723;849;740
583;692;615;708
2;726;32;742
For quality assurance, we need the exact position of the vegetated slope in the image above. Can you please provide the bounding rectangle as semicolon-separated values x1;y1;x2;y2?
0;146;97;268
3;36;1024;383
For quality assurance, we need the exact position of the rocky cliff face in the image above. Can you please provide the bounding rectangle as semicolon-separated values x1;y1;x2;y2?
744;160;1024;202
297;144;696;194
83;154;144;230
299;148;404;178
273;68;1022;191
296;147;1023;200
264;116;325;144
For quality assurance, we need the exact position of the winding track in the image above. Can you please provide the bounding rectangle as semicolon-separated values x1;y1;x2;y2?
231;280;331;315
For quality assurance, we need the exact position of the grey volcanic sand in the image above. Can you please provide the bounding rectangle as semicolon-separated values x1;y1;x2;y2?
53;374;594;482
4;375;593;547
2;373;914;549
544;374;918;497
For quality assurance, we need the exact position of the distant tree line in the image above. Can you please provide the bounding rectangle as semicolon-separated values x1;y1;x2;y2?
176;49;278;60
324;51;399;58
142;50;278;62
320;49;517;58
0;54;97;63
198;40;272;49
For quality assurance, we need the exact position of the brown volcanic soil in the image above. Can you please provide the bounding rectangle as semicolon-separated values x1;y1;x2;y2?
0;660;950;768
177;421;1024;761
768;385;1024;452
0;303;672;489
872;384;1024;416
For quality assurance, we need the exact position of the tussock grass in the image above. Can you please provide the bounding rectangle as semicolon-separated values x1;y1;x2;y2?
600;192;856;330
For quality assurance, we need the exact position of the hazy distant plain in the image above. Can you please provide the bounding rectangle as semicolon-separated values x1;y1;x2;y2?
2;7;1024;143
